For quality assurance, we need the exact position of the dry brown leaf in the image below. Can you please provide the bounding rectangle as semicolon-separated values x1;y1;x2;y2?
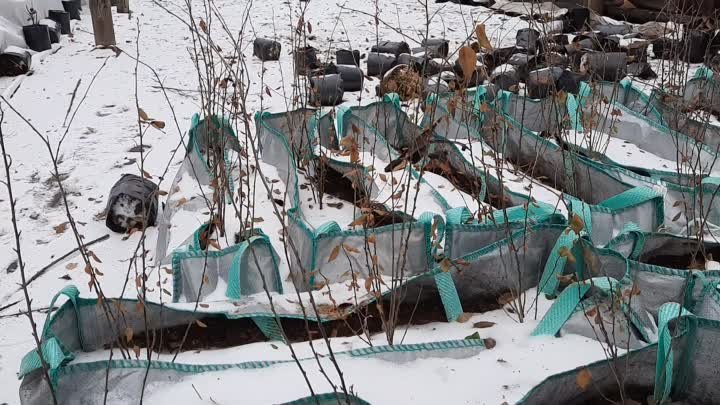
199;303;209;308
473;321;496;329
576;368;592;391
195;319;207;328
672;212;682;222
199;18;208;34
367;234;377;244
138;108;149;121
378;173;387;182
558;246;576;264
54;222;69;234
328;245;341;263
456;312;473;323
364;276;374;293
474;24;493;50
65;262;78;270
458;46;477;82
483;338;497;349
343;244;360;254
158;190;168;196
252;217;265;223
151;120;166;129
208;239;221;250
124;327;133;343
88;250;103;263
440;258;452;272
142;170;153;179
175;197;188;207
570;214;585;234
132;345;141;359
349;215;369;227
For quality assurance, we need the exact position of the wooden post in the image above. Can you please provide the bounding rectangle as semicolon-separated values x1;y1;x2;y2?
89;0;116;46
116;0;130;13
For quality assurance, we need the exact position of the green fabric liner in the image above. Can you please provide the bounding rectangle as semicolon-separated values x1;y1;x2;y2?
520;314;720;405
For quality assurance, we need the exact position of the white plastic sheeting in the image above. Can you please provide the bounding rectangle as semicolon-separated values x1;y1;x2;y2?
0;0;64;51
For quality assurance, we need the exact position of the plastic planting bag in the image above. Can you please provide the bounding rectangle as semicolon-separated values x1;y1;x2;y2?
105;174;159;233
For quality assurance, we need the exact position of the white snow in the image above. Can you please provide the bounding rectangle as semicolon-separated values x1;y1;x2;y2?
0;0;691;403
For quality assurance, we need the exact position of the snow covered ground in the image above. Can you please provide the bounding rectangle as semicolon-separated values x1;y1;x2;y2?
0;1;678;404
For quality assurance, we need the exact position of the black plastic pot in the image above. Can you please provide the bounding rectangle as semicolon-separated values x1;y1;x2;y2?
42;20;61;44
596;24;632;36
683;30;710;64
526;67;562;99
506;53;538;81
651;38;673;60
371;41;410;57
490;64;519;92
105;174;159;233
563;8;589;33
336;49;360;66
582;52;627;81
366;52;396;77
546;52;569;68
335;65;363;92
548;34;569;46
556;70;585;94
294;46;318;75
48;10;71;35
253;38;281;61
62;0;81;20
627;62;657;80
309;74;344;106
22;25;51;52
516;28;540;54
626;40;648;62
420;38;449;59
0;49;32;77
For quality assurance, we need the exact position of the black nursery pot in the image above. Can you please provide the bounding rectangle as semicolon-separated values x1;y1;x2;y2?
62;0;81;20
47;25;60;44
335;64;364;92
309;74;344;106
253;38;281;61
563;7;589;33
371;41;410;56
336;49;360;66
48;10;71;35
294;46;318;75
22;25;52;52
366;52;397;77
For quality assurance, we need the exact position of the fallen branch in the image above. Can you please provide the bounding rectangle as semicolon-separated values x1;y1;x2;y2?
20;234;110;290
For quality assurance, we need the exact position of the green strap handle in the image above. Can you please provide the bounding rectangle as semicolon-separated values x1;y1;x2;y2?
532;277;618;337
654;303;697;404
19;285;82;380
604;224;647;261
539;229;581;297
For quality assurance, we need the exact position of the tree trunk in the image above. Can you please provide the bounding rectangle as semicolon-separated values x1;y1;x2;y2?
116;0;130;13
89;0;116;46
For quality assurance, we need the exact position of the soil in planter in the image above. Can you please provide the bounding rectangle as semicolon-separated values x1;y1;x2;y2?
311;160;369;205
130;291;480;353
641;243;720;270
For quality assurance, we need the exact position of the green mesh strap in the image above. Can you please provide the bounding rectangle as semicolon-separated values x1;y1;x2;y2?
252;316;285;342
654;303;697;404
566;93;583;132
694;66;714;80
532;277;617;337
278;393;371;405
471;86;488;114
539;230;580;297
18;337;73;382
434;272;463;322
445;207;473;225
41;285;81;339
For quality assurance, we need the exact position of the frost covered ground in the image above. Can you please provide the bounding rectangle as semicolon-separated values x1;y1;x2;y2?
0;0;686;403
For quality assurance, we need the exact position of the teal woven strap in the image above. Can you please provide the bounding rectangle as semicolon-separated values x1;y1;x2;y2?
654;303;697;404
252;316;285;342
694;66;714;80
539;230;580;297
471;86;488;114
18;337;73;382
278;393;371;405
604;226;646;260
532;277;617;337
434;272;463;322
566;93;583;132
445;207;472;225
